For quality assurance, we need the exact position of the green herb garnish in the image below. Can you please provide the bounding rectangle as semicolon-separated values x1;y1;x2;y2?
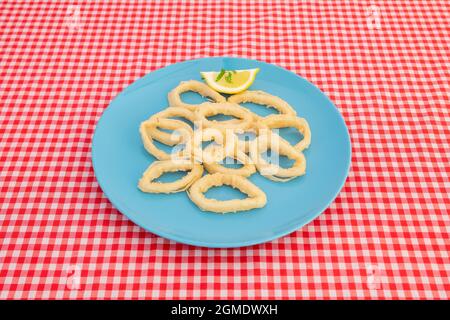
225;71;233;83
216;69;236;83
215;69;226;81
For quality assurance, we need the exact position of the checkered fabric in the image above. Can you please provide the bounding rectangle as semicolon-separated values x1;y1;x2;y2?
0;0;449;300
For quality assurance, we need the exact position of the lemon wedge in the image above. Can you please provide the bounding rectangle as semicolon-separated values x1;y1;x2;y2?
201;68;259;94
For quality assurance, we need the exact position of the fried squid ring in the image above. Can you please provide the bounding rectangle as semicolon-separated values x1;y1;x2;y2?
250;133;306;182
195;102;254;131
138;160;203;193
168;80;226;110
187;173;267;213
149;107;197;145
203;148;256;177
261;114;311;151
228;90;297;119
140;118;193;160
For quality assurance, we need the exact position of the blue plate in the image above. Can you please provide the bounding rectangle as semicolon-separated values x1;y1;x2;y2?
92;57;351;248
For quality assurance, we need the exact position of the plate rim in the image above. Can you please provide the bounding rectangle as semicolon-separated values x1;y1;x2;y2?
91;56;352;248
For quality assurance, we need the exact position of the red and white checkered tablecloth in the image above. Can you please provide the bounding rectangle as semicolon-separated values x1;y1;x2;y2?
0;0;449;300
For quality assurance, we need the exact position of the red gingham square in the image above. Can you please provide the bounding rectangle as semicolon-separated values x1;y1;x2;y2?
0;0;448;299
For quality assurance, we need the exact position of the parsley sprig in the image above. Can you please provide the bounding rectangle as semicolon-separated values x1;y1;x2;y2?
215;69;236;83
215;69;226;81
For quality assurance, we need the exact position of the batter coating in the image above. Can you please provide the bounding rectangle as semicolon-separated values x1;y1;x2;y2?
204;148;256;177
168;80;226;110
138;160;204;193
140;118;193;160
249;133;306;182
228;90;297;119
149;107;197;145
195;102;254;131
261;114;311;152
187;173;267;213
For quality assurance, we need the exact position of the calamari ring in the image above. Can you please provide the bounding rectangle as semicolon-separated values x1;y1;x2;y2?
228;90;297;119
149;107;197;145
138;160;203;193
168;80;226;110
249;133;306;182
140;118;193;160
261;114;311;151
195;102;254;131
203;147;256;177
187;173;267;213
